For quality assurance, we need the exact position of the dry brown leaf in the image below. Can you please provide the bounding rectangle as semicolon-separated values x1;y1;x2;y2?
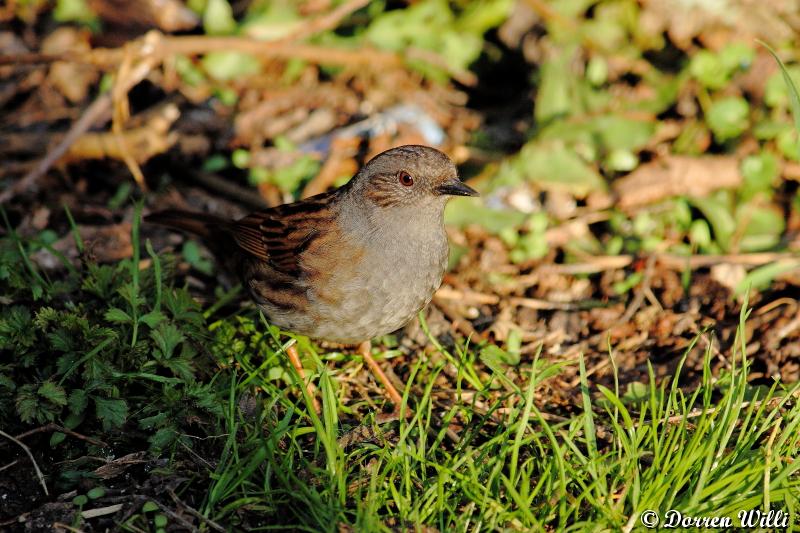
639;0;800;50
89;0;199;32
41;27;98;104
93;452;148;480
65;104;180;164
301;136;360;198
613;155;741;209
710;263;747;293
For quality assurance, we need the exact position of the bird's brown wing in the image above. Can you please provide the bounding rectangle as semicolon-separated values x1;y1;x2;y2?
229;191;338;277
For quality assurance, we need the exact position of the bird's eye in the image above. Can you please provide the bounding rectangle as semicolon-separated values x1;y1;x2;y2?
398;171;414;187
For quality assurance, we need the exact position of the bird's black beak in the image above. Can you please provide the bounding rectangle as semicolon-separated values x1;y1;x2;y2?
436;178;480;197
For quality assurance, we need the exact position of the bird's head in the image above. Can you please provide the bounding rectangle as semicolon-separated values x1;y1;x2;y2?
349;145;478;212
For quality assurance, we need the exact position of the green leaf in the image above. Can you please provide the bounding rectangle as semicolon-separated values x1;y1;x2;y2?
613;272;643;295
202;51;261;81
718;42;754;73
139;412;168;429
203;0;237;35
592;116;655;152
735;204;785;252
240;1;301;40
139;310;166;329
0;306;36;351
480;344;520;367
621;381;650;404
150;322;185;360
777;128;800;161
16;384;57;423
689;219;712;249
535;49;577;123
499;142;606;197
692;195;736;252
735;260;800;295
149;427;177;451
760;41;800;152
87;487;106;499
16;390;40;423
182;241;214;276
38;381;68;406
364;0;507;76
48;328;74;352
164;357;195;381
539;115;655;153
0;373;15;390
94;397;128;430
510;212;549;263
689;50;728;90
54;0;98;25
605;149;639;172
740;152;779;200
68;389;88;415
104;307;132;324
50;432;66;447
689;44;753;90
249;152;320;193
444;198;527;234
706;97;749;142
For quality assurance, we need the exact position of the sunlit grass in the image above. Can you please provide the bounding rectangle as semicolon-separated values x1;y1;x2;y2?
198;302;800;531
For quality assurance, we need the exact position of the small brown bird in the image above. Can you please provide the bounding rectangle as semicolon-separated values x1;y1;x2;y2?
147;145;478;409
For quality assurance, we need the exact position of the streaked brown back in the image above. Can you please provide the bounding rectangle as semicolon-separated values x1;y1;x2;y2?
230;190;339;277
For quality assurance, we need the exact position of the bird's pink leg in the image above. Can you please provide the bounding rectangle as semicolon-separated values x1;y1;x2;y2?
358;340;406;413
286;344;321;413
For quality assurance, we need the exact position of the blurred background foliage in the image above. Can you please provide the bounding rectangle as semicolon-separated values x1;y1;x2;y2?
7;0;799;267
32;0;795;265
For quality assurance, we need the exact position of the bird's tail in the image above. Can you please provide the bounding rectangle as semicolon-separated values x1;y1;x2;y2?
145;209;230;240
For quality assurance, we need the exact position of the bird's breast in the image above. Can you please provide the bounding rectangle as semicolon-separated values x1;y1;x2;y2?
303;221;449;343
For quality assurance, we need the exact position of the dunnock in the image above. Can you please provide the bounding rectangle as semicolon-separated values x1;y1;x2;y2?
147;145;478;408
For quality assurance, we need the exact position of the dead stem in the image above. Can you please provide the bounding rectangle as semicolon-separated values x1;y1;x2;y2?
14;422;108;448
0;429;49;496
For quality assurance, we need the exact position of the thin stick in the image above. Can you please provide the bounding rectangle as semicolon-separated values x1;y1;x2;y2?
435;287;500;305
618;254;656;325
14;423;108;448
0;94;111;204
0;429;49;496
81;504;124;519
660;390;799;425
531;252;799;276
52;523;85;533
0;34;468;81
276;0;369;43
139;496;199;532
508;297;585;311
433;297;481;340
168;489;226;533
183;169;270;210
764;419;781;511
0;459;19;473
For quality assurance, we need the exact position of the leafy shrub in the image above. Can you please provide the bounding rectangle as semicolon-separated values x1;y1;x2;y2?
0;209;224;452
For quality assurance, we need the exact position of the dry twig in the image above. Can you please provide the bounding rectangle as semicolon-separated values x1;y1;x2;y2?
276;0;369;43
0;429;49;496
14;422;108;448
0;94;111;204
168;489;225;533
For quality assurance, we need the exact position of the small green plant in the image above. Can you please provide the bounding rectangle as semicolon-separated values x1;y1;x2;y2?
0;205;225;458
